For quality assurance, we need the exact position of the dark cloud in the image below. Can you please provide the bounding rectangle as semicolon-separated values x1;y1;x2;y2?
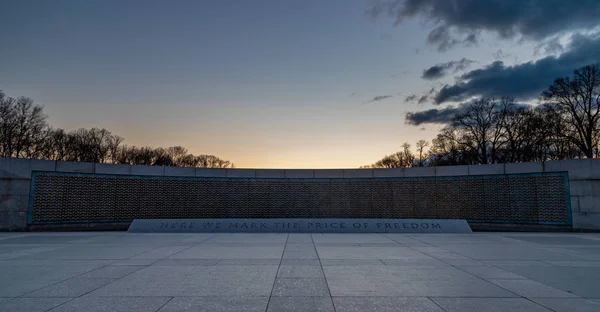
365;95;393;103
404;94;417;102
417;95;428;104
405;100;531;125
405;104;467;125
432;33;600;104
422;58;475;80
367;0;600;51
425;26;478;51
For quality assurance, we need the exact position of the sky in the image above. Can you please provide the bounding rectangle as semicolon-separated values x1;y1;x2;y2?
2;0;599;168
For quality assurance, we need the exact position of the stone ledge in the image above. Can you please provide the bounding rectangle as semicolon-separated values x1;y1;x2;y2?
404;167;435;177
226;169;256;178
285;170;314;178
373;168;404;178
314;170;343;178
164;166;195;177
468;164;505;175
0;158;31;179
343;169;373;178
196;168;227;177
545;159;600;180
56;161;94;173
130;165;164;176
435;165;469;176
504;162;543;174
95;163;131;175
255;169;285;178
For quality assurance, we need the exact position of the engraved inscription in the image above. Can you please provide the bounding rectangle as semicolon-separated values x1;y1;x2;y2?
128;218;469;233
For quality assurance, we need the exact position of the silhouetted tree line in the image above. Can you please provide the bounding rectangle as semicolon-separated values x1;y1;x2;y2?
0;91;234;168
363;64;600;168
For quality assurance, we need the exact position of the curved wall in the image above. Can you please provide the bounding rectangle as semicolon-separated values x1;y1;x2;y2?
1;158;599;231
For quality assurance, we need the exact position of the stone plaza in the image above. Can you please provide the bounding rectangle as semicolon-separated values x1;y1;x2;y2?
2;232;600;311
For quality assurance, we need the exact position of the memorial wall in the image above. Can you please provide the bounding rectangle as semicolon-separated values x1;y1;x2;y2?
1;157;599;231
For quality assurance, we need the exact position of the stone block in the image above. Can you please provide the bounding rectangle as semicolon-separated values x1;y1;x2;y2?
256;169;285;178
373;168;404;178
30;159;56;172
130;165;164;176
569;180;599;197
0;158;9;178
578;196;600;213
314;170;343;178
435;165;469;176
226;169;256;178
544;159;599;180
0;157;31;179
0;180;30;196
195;168;226;177
94;163;131;175
0;195;29;212
56;161;94;173
285;169;314;178
0;211;27;230
593;158;600;178
403;167;435;177
571;197;580;212
572;212;600;230
164;166;195;177
468;164;505;175
343;169;373;178
504;162;543;174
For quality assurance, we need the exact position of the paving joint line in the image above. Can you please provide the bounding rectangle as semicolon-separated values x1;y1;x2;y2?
311;233;337;312
264;233;289;312
154;296;175;312
427;296;449;312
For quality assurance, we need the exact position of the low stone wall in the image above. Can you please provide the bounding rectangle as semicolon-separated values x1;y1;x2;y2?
1;157;599;231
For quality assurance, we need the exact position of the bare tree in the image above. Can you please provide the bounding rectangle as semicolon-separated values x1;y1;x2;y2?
429;127;472;166
542;64;600;158
361;143;415;168
451;98;507;164
0;91;48;158
415;139;429;167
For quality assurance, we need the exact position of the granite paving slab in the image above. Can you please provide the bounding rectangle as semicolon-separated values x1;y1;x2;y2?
431;298;552;312
267;296;334;312
0;298;71;312
157;296;268;312
1;232;599;311
49;296;172;312
332;297;444;312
